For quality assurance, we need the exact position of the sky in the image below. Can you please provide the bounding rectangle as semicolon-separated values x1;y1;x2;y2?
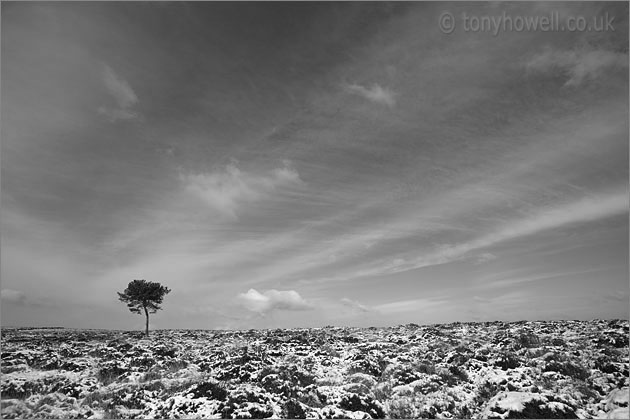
1;2;628;331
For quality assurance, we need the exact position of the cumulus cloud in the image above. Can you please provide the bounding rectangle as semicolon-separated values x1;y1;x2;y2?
526;47;628;87
1;289;27;305
340;297;370;312
237;289;313;314
98;64;140;121
345;83;396;107
181;160;302;219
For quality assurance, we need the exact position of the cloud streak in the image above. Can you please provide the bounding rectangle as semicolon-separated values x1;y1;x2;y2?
479;267;611;290
379;188;628;275
373;297;446;315
526;47;628;87
474;253;497;264
0;288;53;308
1;289;27;305
340;297;370;313
345;83;396;107
98;64;139;121
302;187;628;285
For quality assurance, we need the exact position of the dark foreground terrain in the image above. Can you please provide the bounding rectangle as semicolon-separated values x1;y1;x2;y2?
1;320;628;419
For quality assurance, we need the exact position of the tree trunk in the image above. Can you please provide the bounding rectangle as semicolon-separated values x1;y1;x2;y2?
144;306;149;337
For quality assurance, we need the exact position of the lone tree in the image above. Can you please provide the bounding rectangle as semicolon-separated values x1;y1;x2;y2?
118;279;171;337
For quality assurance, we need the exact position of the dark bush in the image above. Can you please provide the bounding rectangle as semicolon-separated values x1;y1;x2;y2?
595;332;629;349
285;399;307;419
50;379;85;399
59;360;89;372
417;362;436;375
142;381;166;392
188;381;228;401
594;358;619;374
518;333;541;348
110;389;150;410
165;359;188;371
348;355;387;377
447;346;474;365
153;346;177;358
259;364;317;399
550;338;566;346
386;364;429;386
544;361;589;381
440;365;469;386
97;364;127;385
477;381;500;403
1;381;41;399
338;393;385;419
260;374;291;396
493;352;520;370
504;400;577;419
221;388;274;419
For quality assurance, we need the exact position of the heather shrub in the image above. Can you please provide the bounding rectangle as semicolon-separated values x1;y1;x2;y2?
493;352;521;370
438;364;469;386
386;396;422;419
541;352;589;381
338;393;385;418
97;364;127;385
187;381;228;401
284;399;307;419
140;370;162;382
518;333;541;348
544;360;589;381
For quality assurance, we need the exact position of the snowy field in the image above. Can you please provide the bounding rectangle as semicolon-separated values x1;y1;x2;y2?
1;320;628;419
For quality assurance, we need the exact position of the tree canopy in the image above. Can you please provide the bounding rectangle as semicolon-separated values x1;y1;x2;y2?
118;279;171;336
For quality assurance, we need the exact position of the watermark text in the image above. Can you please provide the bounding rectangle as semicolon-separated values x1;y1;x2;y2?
439;11;615;35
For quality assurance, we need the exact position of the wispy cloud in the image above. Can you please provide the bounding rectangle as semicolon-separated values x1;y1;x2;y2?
479;267;610;290
340;297;370;313
602;290;630;303
98;64;139;121
375;188;628;275
238;180;627;289
345;83;396;107
474;253;497;265
181;161;302;220
0;288;53;308
526;47;628;87
1;289;27;305
299;187;627;285
470;291;532;311
373;297;445;315
237;289;313;314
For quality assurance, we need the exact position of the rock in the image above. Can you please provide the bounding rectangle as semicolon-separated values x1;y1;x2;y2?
604;387;629;413
607;407;630;419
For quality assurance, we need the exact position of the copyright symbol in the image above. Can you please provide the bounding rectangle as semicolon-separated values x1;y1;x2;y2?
439;12;455;34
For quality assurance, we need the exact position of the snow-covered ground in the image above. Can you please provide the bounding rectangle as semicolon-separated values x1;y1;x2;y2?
1;319;628;418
